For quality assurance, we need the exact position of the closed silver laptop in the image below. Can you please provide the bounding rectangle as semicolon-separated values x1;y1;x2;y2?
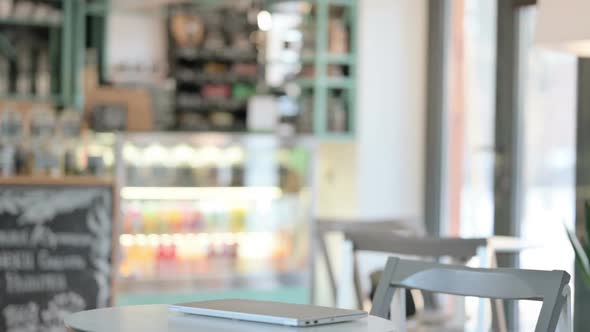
169;299;367;327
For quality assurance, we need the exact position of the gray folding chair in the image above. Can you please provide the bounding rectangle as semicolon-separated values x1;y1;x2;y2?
371;257;572;332
313;218;422;304
345;231;505;331
346;231;487;306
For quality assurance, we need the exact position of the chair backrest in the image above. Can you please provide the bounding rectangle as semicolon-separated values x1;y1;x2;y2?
313;218;423;304
317;218;424;236
371;257;571;332
345;231;487;261
344;231;488;312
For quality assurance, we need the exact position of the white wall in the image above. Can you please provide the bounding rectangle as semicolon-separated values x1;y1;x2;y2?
316;142;359;217
356;0;427;220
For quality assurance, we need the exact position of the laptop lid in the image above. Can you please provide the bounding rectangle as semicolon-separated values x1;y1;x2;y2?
169;299;367;326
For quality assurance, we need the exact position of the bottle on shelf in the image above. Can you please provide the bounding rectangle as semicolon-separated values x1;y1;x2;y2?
157;210;169;234
124;206;135;234
36;50;51;98
0;55;9;95
0;106;22;176
13;1;34;19
59;110;82;176
16;43;32;96
169;208;184;233
328;18;349;54
0;0;13;18
156;241;177;277
29;106;60;176
328;93;347;132
184;209;203;233
297;94;314;133
230;207;247;232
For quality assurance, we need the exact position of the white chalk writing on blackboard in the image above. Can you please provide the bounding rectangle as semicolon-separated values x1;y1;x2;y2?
0;186;113;328
37;250;86;271
0;228;95;250
54;232;94;248
0;251;35;270
0;230;29;247
0;189;105;225
5;272;67;294
86;194;112;308
3;302;39;332
29;226;95;250
41;292;86;332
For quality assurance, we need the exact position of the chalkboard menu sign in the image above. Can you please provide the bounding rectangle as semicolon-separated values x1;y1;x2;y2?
0;185;114;332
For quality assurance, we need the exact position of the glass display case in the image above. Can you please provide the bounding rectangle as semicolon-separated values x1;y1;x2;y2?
115;133;315;304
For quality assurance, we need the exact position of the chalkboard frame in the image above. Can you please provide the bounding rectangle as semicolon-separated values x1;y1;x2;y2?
0;176;118;332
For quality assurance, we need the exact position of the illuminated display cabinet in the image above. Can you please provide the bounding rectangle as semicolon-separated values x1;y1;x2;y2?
114;133;315;304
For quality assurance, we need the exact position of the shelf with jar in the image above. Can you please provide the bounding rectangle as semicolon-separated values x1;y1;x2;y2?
0;103;115;179
0;0;87;110
267;0;357;138
115;132;315;299
168;3;263;132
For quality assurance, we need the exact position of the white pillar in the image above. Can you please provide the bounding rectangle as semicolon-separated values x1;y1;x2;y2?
356;0;427;220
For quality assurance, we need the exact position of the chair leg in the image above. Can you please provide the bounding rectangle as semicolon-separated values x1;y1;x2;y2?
558;286;572;332
338;239;356;309
311;236;318;304
491;299;507;332
390;289;407;332
479;246;508;332
352;251;365;310
319;235;338;305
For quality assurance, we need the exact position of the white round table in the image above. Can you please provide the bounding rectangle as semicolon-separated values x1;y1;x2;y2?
65;304;397;332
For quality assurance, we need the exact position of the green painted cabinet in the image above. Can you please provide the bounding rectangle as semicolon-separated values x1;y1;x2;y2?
311;0;357;138
0;0;88;110
270;0;357;138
